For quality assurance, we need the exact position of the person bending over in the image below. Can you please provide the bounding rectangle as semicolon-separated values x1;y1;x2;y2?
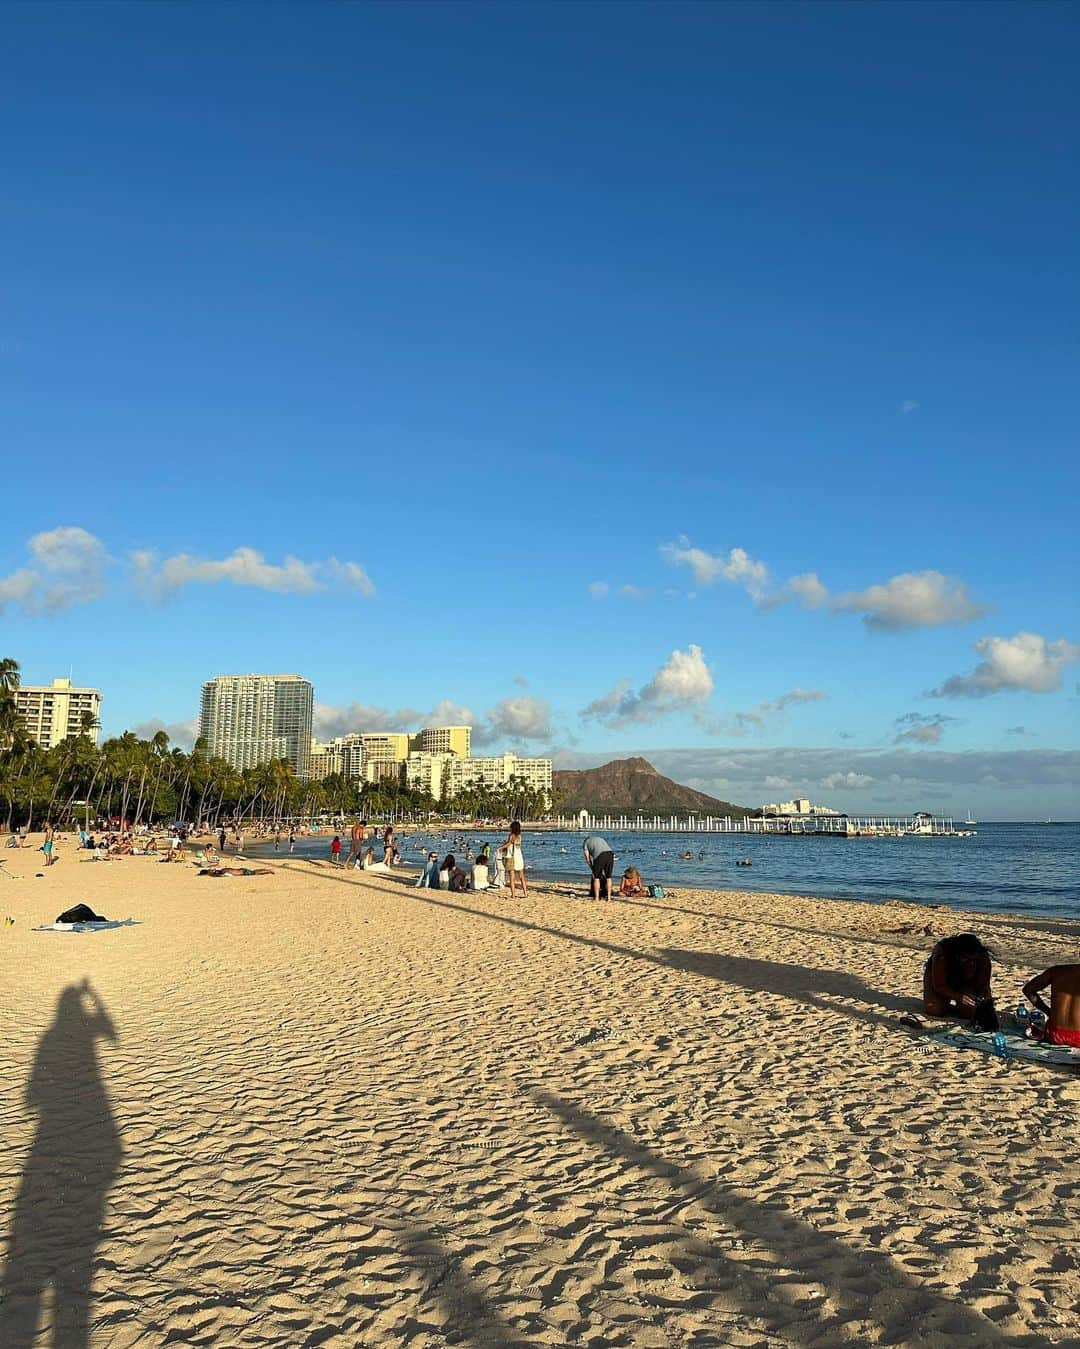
583;835;614;901
922;933;998;1029
1023;964;1080;1047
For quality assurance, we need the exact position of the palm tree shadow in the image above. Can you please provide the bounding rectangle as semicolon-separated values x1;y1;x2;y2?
0;982;122;1348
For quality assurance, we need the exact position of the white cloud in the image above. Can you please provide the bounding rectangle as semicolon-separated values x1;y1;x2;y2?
582;645;714;727
619;584;654;599
893;712;956;745
900;400;920;415
133;546;376;599
588;581;610;599
820;771;873;790
0;526;108;615
128;716;200;749
0;568;37;611
698;687;827;737
763;775;790;790
833;570;984;631
661;539;769;597
325;558;376;597
313;691;551;750
476;695;552;746
786;572;830;609
660;543;981;634
928;631;1080;698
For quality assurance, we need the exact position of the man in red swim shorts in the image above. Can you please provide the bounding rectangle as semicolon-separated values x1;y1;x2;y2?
1022;964;1080;1047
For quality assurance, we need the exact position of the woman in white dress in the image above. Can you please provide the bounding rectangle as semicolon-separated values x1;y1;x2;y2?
499;820;527;899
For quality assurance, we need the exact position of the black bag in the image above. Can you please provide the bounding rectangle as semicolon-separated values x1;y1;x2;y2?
971;997;999;1033
56;903;107;924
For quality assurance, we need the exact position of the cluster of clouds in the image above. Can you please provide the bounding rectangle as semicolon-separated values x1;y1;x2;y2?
661;537;986;631
697;688;828;738
0;527;108;615
580;645;827;738
313;691;552;750
0;527;376;614
893;712;957;746
581;644;714;729
928;632;1079;698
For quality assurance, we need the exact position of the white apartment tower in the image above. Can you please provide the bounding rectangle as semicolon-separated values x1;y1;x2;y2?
199;674;313;778
15;677;102;749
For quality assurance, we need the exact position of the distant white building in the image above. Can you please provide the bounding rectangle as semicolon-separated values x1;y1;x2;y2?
762;796;842;817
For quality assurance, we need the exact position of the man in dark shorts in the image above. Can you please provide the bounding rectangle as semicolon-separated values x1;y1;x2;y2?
583;835;615;901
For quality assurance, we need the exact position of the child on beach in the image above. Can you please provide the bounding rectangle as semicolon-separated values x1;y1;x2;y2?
330;835;342;866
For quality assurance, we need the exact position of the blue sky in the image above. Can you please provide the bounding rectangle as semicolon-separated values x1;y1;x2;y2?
1;1;1077;816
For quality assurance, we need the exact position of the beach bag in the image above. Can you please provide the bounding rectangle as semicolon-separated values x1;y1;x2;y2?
648;885;665;899
56;904;107;924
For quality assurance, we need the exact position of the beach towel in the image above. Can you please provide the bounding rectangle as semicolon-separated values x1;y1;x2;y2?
35;918;136;933
922;1024;1080;1069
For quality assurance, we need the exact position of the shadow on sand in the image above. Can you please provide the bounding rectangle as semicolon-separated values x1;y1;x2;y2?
0;982;122;1348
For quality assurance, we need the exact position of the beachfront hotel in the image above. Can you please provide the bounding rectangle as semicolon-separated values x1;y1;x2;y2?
417;725;471;758
199;674;313;779
14;676;102;749
445;752;553;800
308;724;552;805
404;749;553;803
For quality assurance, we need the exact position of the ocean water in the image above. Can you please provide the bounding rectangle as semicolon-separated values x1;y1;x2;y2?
276;822;1080;920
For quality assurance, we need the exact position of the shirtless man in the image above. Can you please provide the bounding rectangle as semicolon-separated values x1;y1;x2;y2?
1022;965;1080;1048
346;818;366;868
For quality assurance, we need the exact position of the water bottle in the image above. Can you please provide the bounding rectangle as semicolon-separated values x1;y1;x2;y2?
1015;1003;1029;1024
991;1032;1010;1059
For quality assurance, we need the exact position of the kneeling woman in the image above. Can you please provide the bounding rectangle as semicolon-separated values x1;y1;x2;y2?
923;933;997;1029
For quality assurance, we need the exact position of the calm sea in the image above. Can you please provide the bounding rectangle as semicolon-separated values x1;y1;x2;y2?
276;821;1080;920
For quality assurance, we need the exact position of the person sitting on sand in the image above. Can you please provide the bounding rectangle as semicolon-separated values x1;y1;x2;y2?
923;933;998;1029
448;861;470;893
439;854;456;888
618;866;647;898
361;845;377;870
1022;964;1080;1047
415;852;440;888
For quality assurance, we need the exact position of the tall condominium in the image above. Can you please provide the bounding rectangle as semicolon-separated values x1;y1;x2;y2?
199;674;313;778
15;677;102;750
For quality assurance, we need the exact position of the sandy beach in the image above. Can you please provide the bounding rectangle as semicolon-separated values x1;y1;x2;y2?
1;837;1078;1348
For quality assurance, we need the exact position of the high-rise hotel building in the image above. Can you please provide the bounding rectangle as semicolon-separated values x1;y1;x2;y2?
15;677;102;750
199;674;313;778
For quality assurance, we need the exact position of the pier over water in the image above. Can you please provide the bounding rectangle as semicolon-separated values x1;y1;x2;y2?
556;812;967;837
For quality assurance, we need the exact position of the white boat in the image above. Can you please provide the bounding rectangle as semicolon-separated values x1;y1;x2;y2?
964;809;977;825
